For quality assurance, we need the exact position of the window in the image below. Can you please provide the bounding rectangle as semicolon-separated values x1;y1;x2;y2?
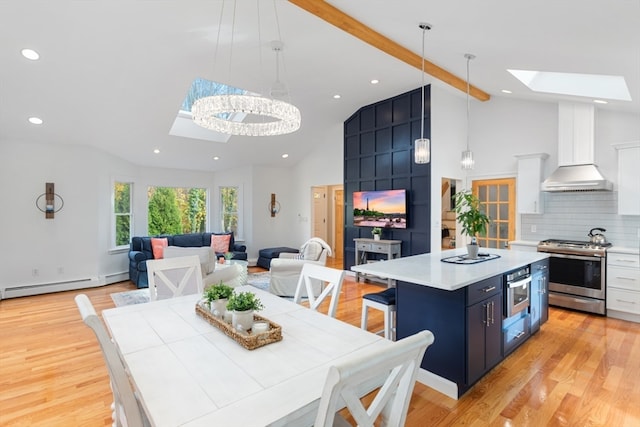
148;187;207;235
220;186;239;236
114;181;132;248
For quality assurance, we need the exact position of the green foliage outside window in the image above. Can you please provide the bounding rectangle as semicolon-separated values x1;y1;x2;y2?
220;187;238;235
147;186;207;236
114;182;132;246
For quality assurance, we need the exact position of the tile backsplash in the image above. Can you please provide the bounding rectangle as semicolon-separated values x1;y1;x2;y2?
521;192;640;248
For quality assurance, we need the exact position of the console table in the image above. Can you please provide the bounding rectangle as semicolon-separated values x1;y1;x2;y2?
353;238;402;286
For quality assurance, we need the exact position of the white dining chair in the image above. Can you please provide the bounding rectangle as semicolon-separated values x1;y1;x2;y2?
146;255;204;301
74;294;148;427
293;263;345;318
314;330;435;427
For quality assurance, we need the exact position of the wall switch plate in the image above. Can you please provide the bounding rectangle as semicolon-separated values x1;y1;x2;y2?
531;225;537;233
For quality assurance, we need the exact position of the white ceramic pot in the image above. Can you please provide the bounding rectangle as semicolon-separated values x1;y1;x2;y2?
467;243;479;259
210;298;228;318
373;234;380;241
232;309;254;332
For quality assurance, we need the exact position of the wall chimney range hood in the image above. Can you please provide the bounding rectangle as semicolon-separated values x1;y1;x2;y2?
541;103;613;192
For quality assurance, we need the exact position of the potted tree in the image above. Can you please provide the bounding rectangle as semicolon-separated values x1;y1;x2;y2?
371;227;383;241
226;291;264;332
453;190;490;259
203;282;234;318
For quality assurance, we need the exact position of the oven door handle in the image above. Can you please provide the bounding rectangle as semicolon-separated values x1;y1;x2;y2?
547;253;602;261
508;277;531;289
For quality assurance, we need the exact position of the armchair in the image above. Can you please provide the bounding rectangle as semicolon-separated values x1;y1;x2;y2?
268;238;332;297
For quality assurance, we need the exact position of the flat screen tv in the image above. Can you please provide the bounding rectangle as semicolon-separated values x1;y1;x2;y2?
353;189;407;229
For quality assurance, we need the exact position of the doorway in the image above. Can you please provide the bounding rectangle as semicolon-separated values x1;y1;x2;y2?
311;185;344;261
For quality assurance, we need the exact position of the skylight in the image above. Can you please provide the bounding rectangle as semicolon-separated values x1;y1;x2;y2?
507;70;632;101
169;78;251;143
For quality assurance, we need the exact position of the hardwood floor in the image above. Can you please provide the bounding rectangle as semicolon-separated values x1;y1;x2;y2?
1;258;639;426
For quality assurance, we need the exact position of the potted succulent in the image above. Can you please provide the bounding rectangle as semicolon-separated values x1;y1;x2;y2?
203;282;234;318
371;227;383;241
226;291;264;332
453;190;490;259
224;251;234;261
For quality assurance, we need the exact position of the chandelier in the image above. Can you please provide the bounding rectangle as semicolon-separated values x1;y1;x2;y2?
191;0;301;137
461;53;475;169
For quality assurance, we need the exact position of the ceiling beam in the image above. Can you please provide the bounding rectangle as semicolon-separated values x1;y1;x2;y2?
288;0;491;102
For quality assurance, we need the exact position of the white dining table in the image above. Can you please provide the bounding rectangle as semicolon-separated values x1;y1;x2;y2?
102;285;392;427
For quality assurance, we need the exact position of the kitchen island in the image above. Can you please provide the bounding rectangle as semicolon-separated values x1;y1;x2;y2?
351;247;549;399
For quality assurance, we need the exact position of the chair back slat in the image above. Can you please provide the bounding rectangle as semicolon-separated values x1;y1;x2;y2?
74;294;146;427
293;264;345;318
147;255;203;301
314;330;435;427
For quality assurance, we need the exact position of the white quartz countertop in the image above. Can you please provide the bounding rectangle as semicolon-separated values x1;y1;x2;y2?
351;248;549;291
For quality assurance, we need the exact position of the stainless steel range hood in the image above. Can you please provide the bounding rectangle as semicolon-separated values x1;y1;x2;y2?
541;103;613;192
541;164;613;192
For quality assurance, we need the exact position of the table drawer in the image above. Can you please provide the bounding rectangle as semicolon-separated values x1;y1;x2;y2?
370;243;389;253
607;266;640;291
607;288;640;314
356;242;372;251
607;252;640;269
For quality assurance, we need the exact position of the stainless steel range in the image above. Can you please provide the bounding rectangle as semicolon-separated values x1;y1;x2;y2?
537;239;612;315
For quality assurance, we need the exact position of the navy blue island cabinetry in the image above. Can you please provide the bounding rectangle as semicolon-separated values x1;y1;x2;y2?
396;275;503;397
351;247;550;399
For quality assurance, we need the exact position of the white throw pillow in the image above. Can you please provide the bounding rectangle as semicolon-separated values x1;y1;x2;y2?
163;246;215;277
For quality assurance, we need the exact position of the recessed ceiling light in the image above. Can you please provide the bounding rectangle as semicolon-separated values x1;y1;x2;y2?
333;94;341;99
213;156;220;160
21;48;40;60
28;117;43;125
501;89;512;94
593;99;608;104
507;69;631;101
281;154;289;159
370;79;379;85
153;149;160;154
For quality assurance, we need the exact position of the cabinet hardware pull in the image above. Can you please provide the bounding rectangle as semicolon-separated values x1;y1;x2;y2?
616;259;636;263
616;299;636;304
615;276;637;281
484;303;490;327
483;286;496;293
515;331;525;339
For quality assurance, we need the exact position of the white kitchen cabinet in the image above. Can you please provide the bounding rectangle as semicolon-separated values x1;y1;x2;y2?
515;153;548;214
613;142;640;215
607;249;640;323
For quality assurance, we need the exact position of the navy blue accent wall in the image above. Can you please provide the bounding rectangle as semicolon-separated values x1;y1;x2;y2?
344;86;431;270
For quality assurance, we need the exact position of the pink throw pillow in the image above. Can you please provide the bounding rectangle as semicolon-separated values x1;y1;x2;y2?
151;237;168;259
211;234;231;254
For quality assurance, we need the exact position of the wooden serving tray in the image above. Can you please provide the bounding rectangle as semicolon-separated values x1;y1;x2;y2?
195;303;283;350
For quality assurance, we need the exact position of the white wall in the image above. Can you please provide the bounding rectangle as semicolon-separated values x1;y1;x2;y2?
2;91;638;296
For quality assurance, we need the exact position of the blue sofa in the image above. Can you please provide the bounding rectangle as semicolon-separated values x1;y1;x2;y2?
128;232;247;288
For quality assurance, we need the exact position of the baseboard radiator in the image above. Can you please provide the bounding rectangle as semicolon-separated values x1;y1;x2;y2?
1;271;129;300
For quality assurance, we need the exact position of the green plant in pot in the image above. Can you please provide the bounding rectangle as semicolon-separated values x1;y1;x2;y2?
371;227;382;240
453;190;490;259
224;251;234;261
203;282;234;318
226;291;264;332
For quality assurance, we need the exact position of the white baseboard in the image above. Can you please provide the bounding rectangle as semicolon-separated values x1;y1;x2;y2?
0;271;130;300
416;368;459;400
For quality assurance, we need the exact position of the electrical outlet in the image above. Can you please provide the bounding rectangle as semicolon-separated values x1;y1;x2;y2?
58;267;64;275
637;228;640;239
32;268;39;277
531;225;537;233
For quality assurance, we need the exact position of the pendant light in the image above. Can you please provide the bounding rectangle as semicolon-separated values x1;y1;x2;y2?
414;23;432;164
461;53;475;169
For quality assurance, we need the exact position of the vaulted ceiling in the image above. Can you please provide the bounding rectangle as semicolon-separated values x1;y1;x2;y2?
1;1;638;172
